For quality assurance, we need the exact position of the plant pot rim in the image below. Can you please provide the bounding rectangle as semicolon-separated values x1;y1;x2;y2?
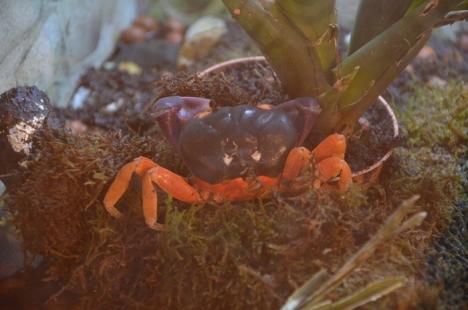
199;56;399;179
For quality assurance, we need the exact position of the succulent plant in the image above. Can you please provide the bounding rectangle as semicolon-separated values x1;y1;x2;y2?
222;0;468;134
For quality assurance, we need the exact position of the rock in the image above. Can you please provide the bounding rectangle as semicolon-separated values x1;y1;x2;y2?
133;15;159;32
70;86;91;110
177;16;227;70
64;120;88;135
0;0;139;107
460;34;468;51
428;76;448;88
417;46;437;62
121;26;147;44
117;61;143;75
120;15;159;44
0;86;57;184
164;16;185;45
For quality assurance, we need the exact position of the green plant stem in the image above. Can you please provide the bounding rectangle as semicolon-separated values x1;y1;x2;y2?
222;0;331;97
317;0;463;133
335;30;431;134
277;0;338;79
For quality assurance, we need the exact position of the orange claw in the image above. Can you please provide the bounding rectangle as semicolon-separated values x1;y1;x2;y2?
317;157;352;192
103;156;203;230
103;157;158;219
312;133;346;161
280;134;352;193
281;147;311;181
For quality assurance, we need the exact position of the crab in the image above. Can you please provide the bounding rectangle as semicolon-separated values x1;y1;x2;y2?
103;96;352;229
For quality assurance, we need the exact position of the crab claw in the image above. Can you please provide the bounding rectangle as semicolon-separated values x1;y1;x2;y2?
275;97;322;146
152;96;212;149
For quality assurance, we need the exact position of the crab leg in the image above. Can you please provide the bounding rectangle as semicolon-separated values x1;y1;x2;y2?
141;166;203;228
103;156;158;219
281;147;311;181
146;166;203;203
316;157;352;192
311;133;347;161
104;156;204;230
281;133;352;192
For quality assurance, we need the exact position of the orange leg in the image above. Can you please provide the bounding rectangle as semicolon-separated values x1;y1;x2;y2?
281;147;311;181
103;156;158;219
146;166;202;203
103;156;203;230
316;157;352;192
281;134;352;192
312;133;347;161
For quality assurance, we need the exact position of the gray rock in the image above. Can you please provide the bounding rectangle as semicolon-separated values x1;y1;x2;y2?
0;0;140;107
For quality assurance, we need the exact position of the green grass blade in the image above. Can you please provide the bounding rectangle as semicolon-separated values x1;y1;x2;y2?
303;196;422;305
280;269;330;310
329;277;406;309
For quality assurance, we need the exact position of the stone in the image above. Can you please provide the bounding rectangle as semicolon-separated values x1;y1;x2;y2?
460;34;468;51
0;86;57;184
417;46;437;62
177;16;227;70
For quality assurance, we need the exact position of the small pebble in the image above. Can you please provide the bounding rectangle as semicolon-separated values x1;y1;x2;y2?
103;98;125;114
177;16;227;69
121;26;146;44
103;62;116;70
416;46;437;62
65;120;88;135
133;15;158;32
165;16;185;33
70;87;90;109
166;32;183;44
118;62;142;75
428;76;448;88
165;17;185;44
460;34;468;51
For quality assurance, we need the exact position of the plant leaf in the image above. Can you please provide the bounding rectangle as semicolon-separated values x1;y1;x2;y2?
303;277;407;310
222;0;331;97
349;0;414;54
278;0;338;78
280;269;330;310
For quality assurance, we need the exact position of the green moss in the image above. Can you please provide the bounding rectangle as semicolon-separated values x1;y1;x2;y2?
5;79;466;309
397;80;467;157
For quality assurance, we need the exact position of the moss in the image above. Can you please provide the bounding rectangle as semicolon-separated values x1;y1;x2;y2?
5;78;466;309
397;80;467;157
